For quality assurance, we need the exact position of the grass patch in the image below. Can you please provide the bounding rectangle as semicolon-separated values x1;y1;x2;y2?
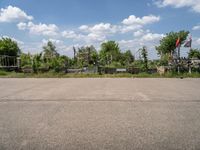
0;71;200;78
0;70;8;76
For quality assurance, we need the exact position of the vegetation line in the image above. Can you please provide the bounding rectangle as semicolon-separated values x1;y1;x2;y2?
0;30;200;78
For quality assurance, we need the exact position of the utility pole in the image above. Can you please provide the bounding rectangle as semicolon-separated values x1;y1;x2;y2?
188;37;192;74
177;45;180;74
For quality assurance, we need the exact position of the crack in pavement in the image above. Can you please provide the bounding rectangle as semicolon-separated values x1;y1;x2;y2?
0;98;200;103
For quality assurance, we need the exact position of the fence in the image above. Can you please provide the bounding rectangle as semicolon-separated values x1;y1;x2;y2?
0;55;20;68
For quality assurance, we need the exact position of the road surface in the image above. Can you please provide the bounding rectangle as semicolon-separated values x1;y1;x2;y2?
0;78;200;150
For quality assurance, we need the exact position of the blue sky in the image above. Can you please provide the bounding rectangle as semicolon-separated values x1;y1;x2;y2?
0;0;200;59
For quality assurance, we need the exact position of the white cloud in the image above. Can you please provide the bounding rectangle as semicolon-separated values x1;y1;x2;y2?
62;30;83;39
63;23;118;43
42;39;63;45
192;25;200;30
119;39;142;51
133;29;145;37
13;12;162;59
133;29;152;37
61;15;161;47
141;33;164;42
0;5;33;22
87;33;106;42
192;37;200;46
195;38;200;46
79;23;118;34
62;30;77;38
118;31;164;59
119;31;164;48
17;22;59;36
196;38;200;44
122;15;160;26
154;0;200;13
76;19;161;42
120;15;160;33
17;22;27;30
90;23;118;34
79;25;89;31
120;24;142;33
133;29;164;41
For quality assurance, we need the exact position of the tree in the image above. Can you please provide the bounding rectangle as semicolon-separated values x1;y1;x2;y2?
0;38;20;56
89;46;98;65
188;49;200;59
32;53;43;73
156;31;189;58
49;56;69;72
120;50;134;66
140;46;148;71
99;41;120;65
76;45;98;67
20;53;32;67
43;41;59;60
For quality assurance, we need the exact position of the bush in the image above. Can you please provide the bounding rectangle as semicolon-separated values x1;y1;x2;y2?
49;57;65;72
20;53;32;67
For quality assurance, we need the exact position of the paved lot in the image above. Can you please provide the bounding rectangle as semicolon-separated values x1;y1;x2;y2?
0;78;200;150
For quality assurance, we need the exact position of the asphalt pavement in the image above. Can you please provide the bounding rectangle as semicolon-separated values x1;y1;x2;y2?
0;78;200;150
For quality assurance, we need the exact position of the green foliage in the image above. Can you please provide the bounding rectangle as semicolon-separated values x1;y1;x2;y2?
119;50;135;66
90;47;98;65
99;41;120;65
99;41;134;67
158;54;169;66
32;53;43;73
148;60;159;69
41;41;71;72
2;35;199;76
76;45;98;67
20;53;32;67
43;41;59;60
188;49;200;59
140;46;148;71
0;70;8;76
49;56;69;72
132;60;143;68
105;61;123;68
156;31;189;56
130;47;150;72
0;38;20;56
1;71;200;78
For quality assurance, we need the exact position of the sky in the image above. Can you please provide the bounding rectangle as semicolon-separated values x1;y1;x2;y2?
0;0;200;59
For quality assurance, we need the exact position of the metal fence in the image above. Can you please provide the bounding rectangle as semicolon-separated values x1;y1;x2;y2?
0;55;19;68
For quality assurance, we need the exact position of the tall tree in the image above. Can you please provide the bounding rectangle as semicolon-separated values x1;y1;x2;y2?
123;50;134;65
76;45;98;67
156;31;189;59
140;46;148;71
43;41;59;60
99;41;120;65
0;38;20;56
88;45;98;65
119;50;135;66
